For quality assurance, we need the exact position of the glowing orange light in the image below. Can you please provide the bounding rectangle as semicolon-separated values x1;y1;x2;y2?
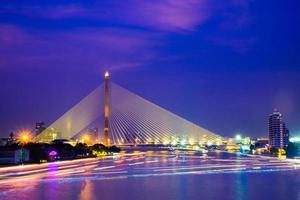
84;135;89;140
82;134;90;144
22;135;28;141
19;131;31;144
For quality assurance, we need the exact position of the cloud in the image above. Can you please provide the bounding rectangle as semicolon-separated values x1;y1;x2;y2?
0;0;256;68
114;0;211;32
0;0;212;32
0;25;161;72
0;1;253;34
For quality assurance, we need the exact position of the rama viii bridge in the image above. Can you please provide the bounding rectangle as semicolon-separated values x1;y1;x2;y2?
35;72;222;146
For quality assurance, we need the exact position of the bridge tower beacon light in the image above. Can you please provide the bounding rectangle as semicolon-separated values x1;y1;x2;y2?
104;71;110;146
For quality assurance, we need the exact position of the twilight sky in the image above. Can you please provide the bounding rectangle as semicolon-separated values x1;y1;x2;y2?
0;0;299;138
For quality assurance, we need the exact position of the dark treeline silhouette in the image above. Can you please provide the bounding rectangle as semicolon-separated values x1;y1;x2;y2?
1;141;121;164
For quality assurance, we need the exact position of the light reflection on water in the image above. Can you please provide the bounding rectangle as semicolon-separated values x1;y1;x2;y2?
0;151;299;200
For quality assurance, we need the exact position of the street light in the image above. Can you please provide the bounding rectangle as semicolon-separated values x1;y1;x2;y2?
19;131;31;144
18;131;31;164
235;134;242;141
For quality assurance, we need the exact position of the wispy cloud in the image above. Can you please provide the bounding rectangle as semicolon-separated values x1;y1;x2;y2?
0;0;212;32
0;1;253;33
0;25;161;71
114;0;212;32
0;0;256;71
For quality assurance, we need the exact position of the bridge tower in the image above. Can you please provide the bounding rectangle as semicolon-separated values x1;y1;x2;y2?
104;71;110;146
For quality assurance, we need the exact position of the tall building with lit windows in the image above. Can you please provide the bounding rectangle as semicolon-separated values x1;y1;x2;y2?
268;110;289;149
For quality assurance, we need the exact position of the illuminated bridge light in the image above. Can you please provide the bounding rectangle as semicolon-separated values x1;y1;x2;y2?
82;135;90;143
180;139;186;146
235;134;242;141
117;140;122;145
163;138;170;145
188;138;195;145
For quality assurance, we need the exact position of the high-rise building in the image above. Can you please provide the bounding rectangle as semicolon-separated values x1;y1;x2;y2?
268;110;289;149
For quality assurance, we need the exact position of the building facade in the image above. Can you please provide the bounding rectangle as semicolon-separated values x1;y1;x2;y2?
268;110;289;149
35;122;46;136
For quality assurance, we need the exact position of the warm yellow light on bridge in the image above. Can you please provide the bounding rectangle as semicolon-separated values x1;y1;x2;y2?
207;141;212;146
105;71;110;78
82;134;90;144
146;138;153;144
188;138;195;145
117;140;123;145
216;138;222;146
163;139;170;145
171;140;177;146
135;137;140;144
171;137;179;146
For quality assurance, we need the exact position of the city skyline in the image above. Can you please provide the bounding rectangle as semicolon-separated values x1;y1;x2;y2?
0;1;299;137
0;2;300;200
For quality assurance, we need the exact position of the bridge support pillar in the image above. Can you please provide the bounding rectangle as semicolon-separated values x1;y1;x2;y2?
104;71;110;146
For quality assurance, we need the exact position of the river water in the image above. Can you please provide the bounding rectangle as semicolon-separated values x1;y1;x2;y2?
0;150;299;200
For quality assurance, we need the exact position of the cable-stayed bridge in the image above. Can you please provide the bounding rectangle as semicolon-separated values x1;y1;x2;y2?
35;73;222;145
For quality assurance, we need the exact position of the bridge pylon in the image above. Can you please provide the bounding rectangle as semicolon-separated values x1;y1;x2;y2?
104;71;110;146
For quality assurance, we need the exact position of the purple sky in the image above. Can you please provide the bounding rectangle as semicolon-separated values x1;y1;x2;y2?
0;0;299;138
